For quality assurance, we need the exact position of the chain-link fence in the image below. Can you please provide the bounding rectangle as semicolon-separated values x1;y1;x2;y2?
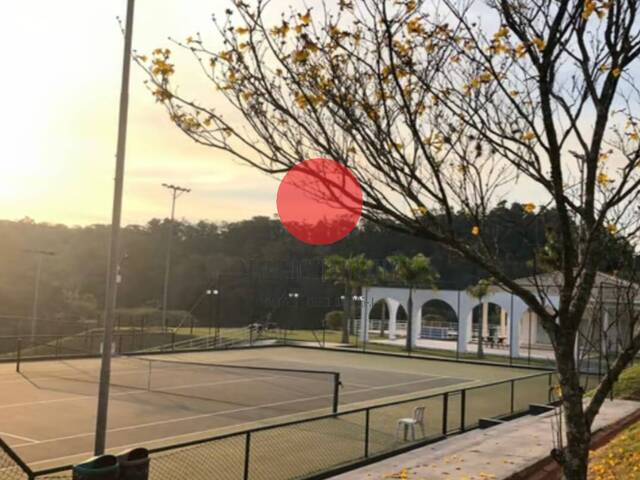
3;370;556;480
0;438;30;480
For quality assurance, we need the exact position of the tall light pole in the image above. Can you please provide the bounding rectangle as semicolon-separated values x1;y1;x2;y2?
287;292;299;343
206;287;220;341
94;0;135;456
23;249;56;341
160;183;190;330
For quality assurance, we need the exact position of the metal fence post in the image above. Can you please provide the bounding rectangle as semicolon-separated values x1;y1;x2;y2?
333;373;341;414
548;372;553;403
460;390;466;432
243;432;251;480
364;409;370;458
442;392;448;436
510;379;515;414
16;338;22;372
171;331;176;352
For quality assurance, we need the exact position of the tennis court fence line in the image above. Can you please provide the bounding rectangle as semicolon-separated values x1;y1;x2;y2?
1;370;560;480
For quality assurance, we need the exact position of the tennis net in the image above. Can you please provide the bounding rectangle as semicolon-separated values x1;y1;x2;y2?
17;354;342;414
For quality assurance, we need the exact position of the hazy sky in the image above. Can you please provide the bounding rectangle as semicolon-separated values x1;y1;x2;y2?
2;0;549;227
2;0;283;226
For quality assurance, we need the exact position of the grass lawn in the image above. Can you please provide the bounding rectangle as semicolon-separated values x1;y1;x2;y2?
612;362;640;401
588;421;640;479
587;362;640;479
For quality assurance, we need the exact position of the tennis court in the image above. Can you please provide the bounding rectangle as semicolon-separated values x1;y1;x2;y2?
0;346;547;471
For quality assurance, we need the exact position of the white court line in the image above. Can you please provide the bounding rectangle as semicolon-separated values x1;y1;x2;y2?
13;375;472;449
0;366;151;386
0;431;38;443
0;375;280;409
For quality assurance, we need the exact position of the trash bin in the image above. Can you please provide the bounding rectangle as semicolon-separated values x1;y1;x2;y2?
118;447;149;480
72;455;119;480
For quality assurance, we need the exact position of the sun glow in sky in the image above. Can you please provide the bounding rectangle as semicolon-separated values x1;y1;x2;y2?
1;0;281;226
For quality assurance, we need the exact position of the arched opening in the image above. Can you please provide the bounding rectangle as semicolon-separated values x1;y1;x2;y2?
420;299;458;341
396;304;408;337
369;299;390;337
468;302;508;349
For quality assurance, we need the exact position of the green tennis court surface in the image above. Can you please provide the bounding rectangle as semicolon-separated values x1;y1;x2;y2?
0;346;545;470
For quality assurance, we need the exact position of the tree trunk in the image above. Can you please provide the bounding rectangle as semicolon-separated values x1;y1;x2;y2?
342;286;351;344
556;330;591;480
406;288;413;352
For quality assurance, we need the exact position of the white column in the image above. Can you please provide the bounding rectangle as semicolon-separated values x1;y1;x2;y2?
457;303;471;353
410;305;421;348
359;289;369;342
500;311;507;338
388;302;399;341
509;298;525;358
481;302;489;338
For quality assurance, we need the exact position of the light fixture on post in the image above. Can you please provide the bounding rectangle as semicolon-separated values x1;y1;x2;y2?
286;292;300;343
206;288;220;343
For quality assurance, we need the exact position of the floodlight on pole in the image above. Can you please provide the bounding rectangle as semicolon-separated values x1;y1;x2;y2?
94;0;135;456
23;249;56;341
206;287;220;341
286;292;300;342
160;183;191;330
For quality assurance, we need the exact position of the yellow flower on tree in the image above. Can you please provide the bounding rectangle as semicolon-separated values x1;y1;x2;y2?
236;27;250;35
612;68;622;78
479;72;493;83
583;0;597;19
219;50;233;62
629;131;640;142
151;58;175;77
490;40;509;55
597;172;612;186
300;11;312;26
407;18;424;35
295;93;308;109
532;37;546;52
271;22;290;38
293;49;311;64
522;131;536;142
412;206;429;215
607;223;618;235
471;226;480;236
493;26;509;40
523;203;536;214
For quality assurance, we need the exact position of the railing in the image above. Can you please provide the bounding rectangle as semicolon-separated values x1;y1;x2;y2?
5;371;556;480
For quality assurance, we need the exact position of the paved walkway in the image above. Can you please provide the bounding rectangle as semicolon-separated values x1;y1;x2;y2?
332;399;640;480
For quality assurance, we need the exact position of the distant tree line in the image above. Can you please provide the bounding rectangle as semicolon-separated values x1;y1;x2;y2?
0;202;632;335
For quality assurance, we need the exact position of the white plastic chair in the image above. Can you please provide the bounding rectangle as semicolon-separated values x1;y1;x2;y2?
396;406;426;441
